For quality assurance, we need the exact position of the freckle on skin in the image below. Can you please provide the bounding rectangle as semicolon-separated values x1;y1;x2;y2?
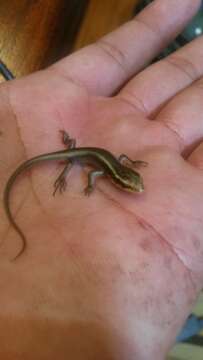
0;130;3;136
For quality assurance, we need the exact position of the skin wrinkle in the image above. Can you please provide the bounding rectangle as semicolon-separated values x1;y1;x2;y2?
96;39;128;78
135;217;195;283
133;16;161;43
132;213;197;294
47;66;85;91
100;188;196;292
118;92;149;115
165;55;201;83
160;120;185;153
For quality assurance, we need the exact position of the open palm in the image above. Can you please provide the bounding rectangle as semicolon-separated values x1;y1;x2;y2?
1;0;203;358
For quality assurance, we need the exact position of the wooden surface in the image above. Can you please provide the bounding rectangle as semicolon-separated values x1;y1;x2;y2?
0;0;88;79
0;0;141;80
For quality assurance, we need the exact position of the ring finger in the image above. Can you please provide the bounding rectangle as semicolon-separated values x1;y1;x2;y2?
155;76;203;155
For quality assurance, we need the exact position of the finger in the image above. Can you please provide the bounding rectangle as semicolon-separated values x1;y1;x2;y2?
155;77;203;154
119;34;203;117
50;0;201;96
188;142;203;170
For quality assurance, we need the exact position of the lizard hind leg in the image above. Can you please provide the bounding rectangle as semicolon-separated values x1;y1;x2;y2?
53;162;73;196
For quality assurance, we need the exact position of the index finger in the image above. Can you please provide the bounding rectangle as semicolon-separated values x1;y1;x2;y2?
51;0;201;96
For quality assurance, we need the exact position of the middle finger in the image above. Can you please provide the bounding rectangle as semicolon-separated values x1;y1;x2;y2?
119;35;203;117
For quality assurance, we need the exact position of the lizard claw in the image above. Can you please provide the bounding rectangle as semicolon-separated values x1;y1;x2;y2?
84;186;93;196
53;177;67;196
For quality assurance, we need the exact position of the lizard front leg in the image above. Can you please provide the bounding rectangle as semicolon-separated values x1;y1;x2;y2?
118;154;147;169
53;131;76;196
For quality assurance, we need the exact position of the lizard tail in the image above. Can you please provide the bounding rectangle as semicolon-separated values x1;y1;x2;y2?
4;166;27;261
3;150;70;260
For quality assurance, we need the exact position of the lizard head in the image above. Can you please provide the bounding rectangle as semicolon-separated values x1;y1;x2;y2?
112;166;144;193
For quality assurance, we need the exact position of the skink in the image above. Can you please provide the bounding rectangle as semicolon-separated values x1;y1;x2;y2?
4;132;146;259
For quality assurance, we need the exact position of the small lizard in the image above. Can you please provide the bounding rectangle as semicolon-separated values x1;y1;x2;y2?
4;131;147;259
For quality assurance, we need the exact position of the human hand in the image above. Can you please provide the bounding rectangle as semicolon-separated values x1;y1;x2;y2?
1;0;203;359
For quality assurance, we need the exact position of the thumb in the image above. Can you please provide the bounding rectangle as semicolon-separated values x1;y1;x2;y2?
188;142;203;170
